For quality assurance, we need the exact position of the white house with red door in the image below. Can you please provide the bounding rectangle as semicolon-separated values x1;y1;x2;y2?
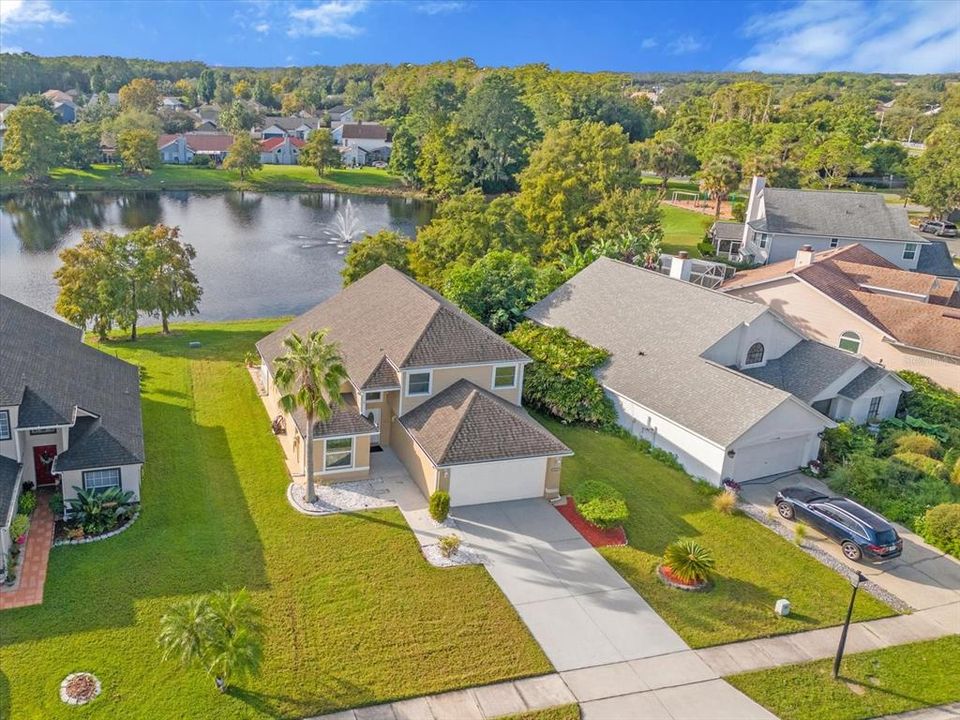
0;295;145;546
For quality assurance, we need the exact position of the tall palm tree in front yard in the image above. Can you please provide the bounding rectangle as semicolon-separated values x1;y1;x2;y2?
273;329;348;503
698;155;743;219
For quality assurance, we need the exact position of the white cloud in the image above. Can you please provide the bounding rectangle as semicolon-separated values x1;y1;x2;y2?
288;0;369;37
1;43;24;53
737;0;960;73
667;34;703;55
254;21;270;32
0;0;69;26
414;1;465;14
640;37;657;49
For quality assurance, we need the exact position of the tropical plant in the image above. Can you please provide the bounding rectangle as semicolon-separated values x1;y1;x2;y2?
17;491;37;516
274;330;348;504
49;492;65;518
574;480;629;529
158;588;263;692
438;534;461;558
66;486;135;536
662;538;716;585
712;490;737;515
697;155;743;219
429;491;450;523
9;514;30;542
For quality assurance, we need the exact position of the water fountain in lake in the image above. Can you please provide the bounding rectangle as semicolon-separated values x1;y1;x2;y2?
324;200;364;254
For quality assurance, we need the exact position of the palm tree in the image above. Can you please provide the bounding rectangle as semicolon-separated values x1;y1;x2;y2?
273;330;348;503
698;156;743;219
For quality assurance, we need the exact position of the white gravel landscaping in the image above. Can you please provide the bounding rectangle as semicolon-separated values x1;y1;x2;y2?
287;479;396;515
422;540;484;567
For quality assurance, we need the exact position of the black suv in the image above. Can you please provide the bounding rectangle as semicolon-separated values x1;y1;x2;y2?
775;486;902;562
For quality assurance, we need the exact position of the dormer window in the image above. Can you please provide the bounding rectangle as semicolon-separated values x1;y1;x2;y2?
830;238;839;248
838;331;861;354
903;243;918;261
745;342;765;365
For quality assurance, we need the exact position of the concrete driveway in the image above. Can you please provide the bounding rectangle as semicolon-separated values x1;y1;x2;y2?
740;473;960;613
452;499;688;672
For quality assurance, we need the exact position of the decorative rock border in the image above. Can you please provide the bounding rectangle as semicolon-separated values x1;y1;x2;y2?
422;541;484;567
286;481;395;516
59;672;101;705
656;564;711;592
54;512;140;547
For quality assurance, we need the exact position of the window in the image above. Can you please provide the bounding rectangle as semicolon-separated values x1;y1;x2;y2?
29;428;56;435
406;371;431;396
757;233;769;249
903;243;918;261
745;342;765;365
0;410;9;441
493;365;517;389
324;437;354;470
82;468;121;492
838;331;862;354
869;396;882;417
365;391;382;402
830;238;839;248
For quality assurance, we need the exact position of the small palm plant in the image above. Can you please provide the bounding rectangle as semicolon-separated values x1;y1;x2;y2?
67;486;135;535
663;538;716;586
158;588;263;692
274;329;348;503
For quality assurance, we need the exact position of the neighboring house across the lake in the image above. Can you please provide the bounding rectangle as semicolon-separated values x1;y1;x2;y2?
86;92;120;108
41;90;77;123
331;121;391;166
723;244;960;391
160;96;185;111
260;136;304;165
256;266;571;507
527;257;909;485
189;104;221;128
0;295;145;554
158;132;234;164
717;176;930;272
326;105;353;125
259;116;323;140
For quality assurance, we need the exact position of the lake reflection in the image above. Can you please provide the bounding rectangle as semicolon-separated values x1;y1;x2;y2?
0;191;434;321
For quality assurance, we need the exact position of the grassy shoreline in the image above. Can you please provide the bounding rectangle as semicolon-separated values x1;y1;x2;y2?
0;164;423;198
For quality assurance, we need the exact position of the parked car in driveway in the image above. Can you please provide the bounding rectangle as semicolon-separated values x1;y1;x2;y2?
775;486;903;562
919;220;958;237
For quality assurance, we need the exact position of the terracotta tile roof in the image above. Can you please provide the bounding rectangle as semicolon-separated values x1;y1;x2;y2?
259;136;305;152
158;132;235;152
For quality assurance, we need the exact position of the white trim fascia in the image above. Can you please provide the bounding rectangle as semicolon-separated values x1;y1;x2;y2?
772;231;929;246
315;465;369;476
882;337;960;363
858;284;928;300
722;272;794;292
314;431;378;441
400;359;533;372
438;450;574;469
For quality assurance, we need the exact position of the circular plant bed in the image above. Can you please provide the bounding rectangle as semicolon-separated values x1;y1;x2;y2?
59;672;101;706
656;564;711;592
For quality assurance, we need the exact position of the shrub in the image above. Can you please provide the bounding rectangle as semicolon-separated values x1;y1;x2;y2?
17;491;37;516
662;538;715;584
895;432;942;458
649;447;685;473
898;371;960;428
952;460;960;486
438;534;461;558
505;322;616;427
574;480;629;529
696;241;715;257
49;493;65;517
820;422;876;469
916;504;960;558
712;490;737;514
9;513;29;541
191;154;212;167
892;452;947;479
693;478;721;497
794;523;807;546
428;491;450;523
243;351;260;367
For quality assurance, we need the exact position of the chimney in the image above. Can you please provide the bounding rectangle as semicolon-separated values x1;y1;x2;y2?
795;244;815;268
741;175;766;246
669;251;692;282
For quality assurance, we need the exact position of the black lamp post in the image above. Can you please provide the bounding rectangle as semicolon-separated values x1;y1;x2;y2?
833;570;867;679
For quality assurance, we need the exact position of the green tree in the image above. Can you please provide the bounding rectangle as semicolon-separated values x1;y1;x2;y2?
118;128;160;172
801;133;870;188
459;73;539;192
218;100;261;135
59;123;101;169
387;120;419;184
299;129;341;177
54;232;115;340
416;122;472;196
0;105;61;182
341;230;411;285
443;251;539;333
140;225;203;334
197;69;216;103
274;330;349;504
698;155;743;218
866;141;908;177
909;124;960;217
159;109;197;134
223;134;261;180
90;64;106;93
108;109;163;136
118;78;160;113
639;137;697;191
158;589;262;692
252;77;274;107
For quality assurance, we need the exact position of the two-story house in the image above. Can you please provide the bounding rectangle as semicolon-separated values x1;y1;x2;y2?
0;296;145;558
259;136;304;165
330;122;392;166
258;116;324;141
526;257;909;484
255;266;571;507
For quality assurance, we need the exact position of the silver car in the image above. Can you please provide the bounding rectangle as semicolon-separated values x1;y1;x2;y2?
919;220;958;237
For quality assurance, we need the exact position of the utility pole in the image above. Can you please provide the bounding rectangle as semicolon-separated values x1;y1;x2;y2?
833;571;867;679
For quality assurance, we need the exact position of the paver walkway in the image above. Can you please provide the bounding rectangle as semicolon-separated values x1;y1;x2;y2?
0;493;55;610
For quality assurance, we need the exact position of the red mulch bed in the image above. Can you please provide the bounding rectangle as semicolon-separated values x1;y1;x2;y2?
555;498;627;547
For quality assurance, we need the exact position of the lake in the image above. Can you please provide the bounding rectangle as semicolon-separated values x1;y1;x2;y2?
0;191;435;322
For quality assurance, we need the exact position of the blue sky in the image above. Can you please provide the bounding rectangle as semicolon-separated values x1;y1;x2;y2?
1;0;958;73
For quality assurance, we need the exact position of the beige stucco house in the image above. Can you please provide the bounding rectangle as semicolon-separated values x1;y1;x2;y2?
723;244;960;390
256;266;570;506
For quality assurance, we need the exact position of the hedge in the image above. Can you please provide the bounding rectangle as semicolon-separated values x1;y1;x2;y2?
916;503;960;559
574;480;629;529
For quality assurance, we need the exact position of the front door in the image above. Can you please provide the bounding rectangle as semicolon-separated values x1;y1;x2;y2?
366;409;381;447
33;444;58;486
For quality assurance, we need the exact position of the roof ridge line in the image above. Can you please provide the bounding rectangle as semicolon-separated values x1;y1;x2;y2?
437;380;481;464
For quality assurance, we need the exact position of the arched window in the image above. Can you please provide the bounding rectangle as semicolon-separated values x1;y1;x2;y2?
746;342;765;365
838;331;861;354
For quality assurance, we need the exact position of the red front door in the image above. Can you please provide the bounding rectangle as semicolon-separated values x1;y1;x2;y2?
33;445;58;486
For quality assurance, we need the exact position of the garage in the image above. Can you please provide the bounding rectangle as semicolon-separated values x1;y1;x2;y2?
448;456;547;507
731;435;813;481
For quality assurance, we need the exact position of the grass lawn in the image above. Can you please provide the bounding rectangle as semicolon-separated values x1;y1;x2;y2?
0;320;549;719
660;203;713;256
0;164;408;197
543;419;896;648
503;704;581;720
728;637;960;720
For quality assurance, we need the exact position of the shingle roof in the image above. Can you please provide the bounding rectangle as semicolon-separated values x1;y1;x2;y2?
0;455;21;528
838;366;888;399
0;295;144;470
286;392;376;439
399;379;570;466
526;257;802;447
260;136;305;152
256;265;528;391
916;241;960;279
759;187;924;243
339;123;388;141
262;116;322;132
738;341;862;403
711;221;744;240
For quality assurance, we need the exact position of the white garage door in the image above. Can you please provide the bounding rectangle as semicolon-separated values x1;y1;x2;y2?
733;435;811;481
448;456;547;507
